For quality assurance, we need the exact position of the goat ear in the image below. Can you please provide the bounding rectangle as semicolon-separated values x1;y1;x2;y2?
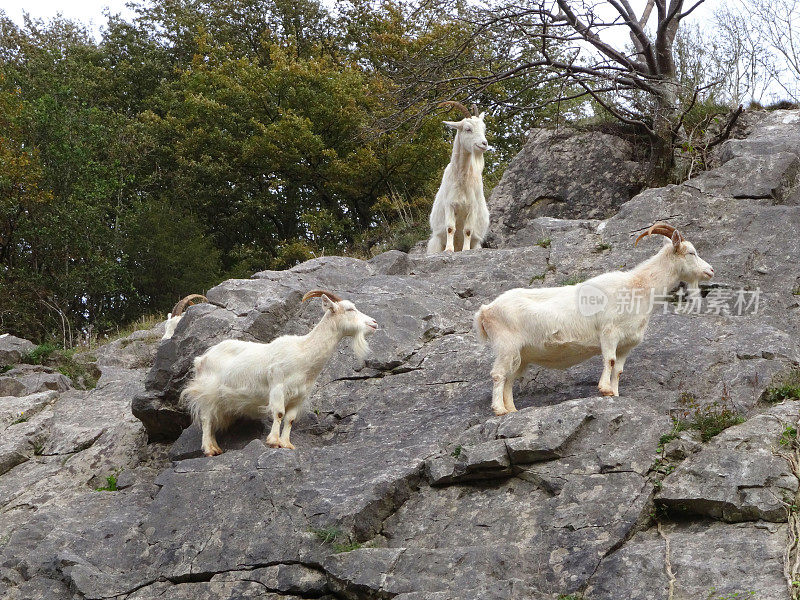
321;294;337;312
671;230;682;250
443;120;461;130
478;111;486;120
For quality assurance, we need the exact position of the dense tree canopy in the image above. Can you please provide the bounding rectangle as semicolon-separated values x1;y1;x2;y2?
0;0;577;343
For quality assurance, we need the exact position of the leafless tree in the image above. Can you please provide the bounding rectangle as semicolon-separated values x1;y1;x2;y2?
433;0;742;184
716;0;800;103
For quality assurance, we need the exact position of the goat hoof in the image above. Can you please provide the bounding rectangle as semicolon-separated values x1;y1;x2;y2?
505;406;518;413
600;390;614;397
493;407;509;416
204;447;223;457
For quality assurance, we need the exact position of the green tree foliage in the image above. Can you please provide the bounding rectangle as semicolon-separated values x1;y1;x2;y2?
0;0;575;343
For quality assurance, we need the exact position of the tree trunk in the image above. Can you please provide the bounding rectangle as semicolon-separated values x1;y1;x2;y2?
647;82;679;187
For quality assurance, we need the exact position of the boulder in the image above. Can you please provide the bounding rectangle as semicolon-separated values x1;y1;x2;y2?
0;334;35;366
486;127;646;247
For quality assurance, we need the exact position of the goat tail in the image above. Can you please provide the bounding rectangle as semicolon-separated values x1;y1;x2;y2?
473;305;491;344
180;355;219;425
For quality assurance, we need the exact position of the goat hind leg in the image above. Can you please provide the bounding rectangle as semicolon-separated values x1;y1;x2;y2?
490;352;518;416
200;415;222;456
502;369;521;413
266;386;286;447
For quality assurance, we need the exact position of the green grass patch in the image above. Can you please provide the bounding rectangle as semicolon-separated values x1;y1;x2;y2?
529;273;546;284
594;241;612;252
0;365;12;374
561;274;587;286
558;595;583;600
333;541;363;553
535;238;551;248
792;286;800;295
780;425;798;448
451;445;462;458
764;383;800;404
667;392;745;443
95;472;119;492
309;525;363;553
21;344;99;390
21;343;58;365
11;413;28;425
310;526;343;544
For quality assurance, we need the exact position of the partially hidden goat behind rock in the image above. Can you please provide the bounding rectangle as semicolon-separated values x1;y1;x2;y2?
162;294;208;340
474;223;714;415
427;101;490;254
180;290;378;456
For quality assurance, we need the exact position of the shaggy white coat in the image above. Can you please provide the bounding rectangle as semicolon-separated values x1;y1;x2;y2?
427;113;490;253
474;234;714;415
181;295;377;455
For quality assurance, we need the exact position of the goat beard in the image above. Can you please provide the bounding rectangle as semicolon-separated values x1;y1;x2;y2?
352;331;370;363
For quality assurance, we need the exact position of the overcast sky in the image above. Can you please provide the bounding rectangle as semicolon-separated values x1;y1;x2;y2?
3;0;724;38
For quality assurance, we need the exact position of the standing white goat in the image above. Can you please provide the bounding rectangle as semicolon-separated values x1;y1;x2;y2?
427;101;490;254
162;294;208;341
180;290;378;456
474;223;714;415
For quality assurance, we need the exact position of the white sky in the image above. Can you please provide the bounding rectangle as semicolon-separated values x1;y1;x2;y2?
2;0;723;36
1;0;137;33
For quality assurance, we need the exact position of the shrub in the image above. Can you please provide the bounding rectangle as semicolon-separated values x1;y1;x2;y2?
668;392;745;443
21;343;58;365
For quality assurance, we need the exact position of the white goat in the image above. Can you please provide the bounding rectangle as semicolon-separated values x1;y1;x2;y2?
474;223;714;415
162;294;208;340
427;101;490;254
180;290;378;456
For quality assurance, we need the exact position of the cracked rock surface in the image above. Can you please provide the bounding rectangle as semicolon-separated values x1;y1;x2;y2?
2;110;800;599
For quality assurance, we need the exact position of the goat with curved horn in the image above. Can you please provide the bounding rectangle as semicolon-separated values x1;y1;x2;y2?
427;100;491;253
181;290;378;455
171;294;208;317
162;294;208;341
474;222;714;414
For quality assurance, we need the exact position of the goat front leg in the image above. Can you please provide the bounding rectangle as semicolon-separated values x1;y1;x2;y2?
278;401;302;449
611;348;632;397
462;215;474;252
598;334;619;397
266;385;286;448
444;205;456;252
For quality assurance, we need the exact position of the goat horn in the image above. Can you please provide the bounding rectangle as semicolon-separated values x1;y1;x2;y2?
471;103;479;116
634;222;684;246
439;101;472;120
301;289;343;303
171;294;208;317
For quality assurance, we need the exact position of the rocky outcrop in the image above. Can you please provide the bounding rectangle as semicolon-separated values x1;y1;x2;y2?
486;127;646;247
2;109;800;599
0;334;35;365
